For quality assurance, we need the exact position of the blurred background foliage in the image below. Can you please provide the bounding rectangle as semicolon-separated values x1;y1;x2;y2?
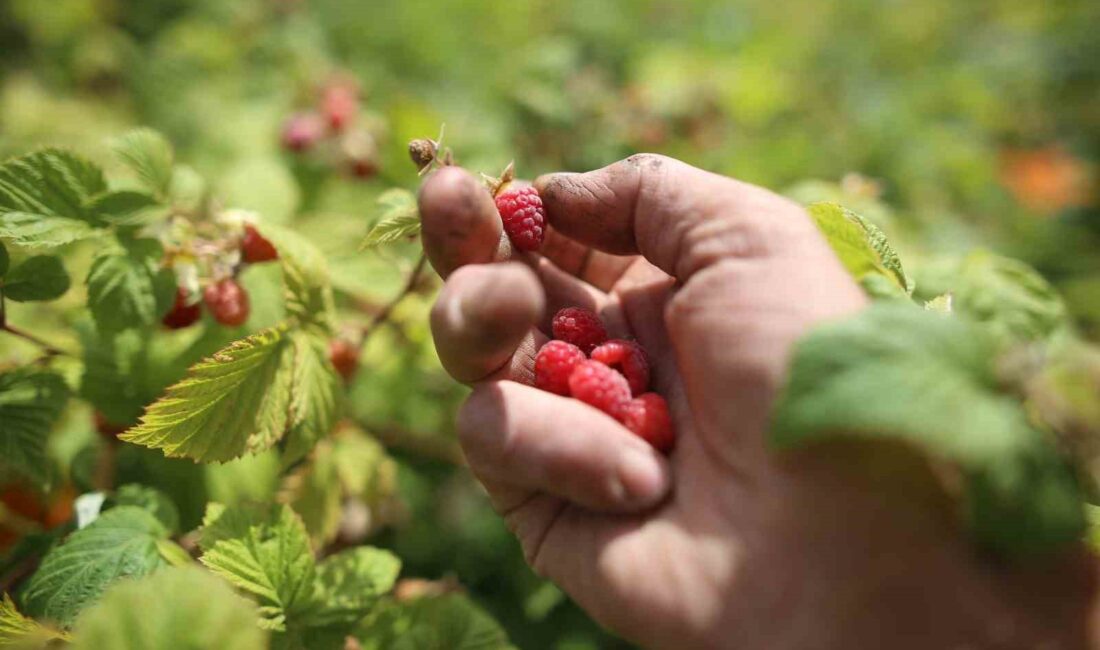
0;1;1096;648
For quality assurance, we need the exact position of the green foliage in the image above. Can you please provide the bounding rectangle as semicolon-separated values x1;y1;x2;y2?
85;238;176;333
113;484;182;535
307;547;401;627
2;254;70;302
71;567;266;650
111;129;175;199
770;303;1085;554
0;593;68;648
361;190;421;249
0;241;8;276
21;506;170;628
358;595;515;650
198;503;318;631
0;149;108;248
807;202;910;298
0;368;69;485
913;250;1068;344
86;190;161;226
282;331;343;467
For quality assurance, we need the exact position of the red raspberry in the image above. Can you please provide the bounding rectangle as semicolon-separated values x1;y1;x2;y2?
321;83;359;132
281;112;325;152
568;360;631;418
591;339;650;395
203;279;250;327
349;157;378;179
328;338;359;382
162;287;202;329
618;393;676;453
495;186;546;252
534;340;586;395
241;224;279;263
551;307;607;354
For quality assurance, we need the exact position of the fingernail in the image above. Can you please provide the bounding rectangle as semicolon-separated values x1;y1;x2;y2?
616;447;669;506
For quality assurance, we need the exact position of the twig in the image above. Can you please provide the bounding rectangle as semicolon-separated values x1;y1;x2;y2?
1;323;71;357
359;253;428;347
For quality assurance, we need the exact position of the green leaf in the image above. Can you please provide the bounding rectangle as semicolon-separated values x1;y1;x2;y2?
1;592;69;647
360;189;421;249
120;325;296;462
807;202;910;297
21;506;170;628
912;250;1067;343
199;503;318;631
307;547;400;627
113;484;181;535
0;212;101;249
281;331;342;467
770;303;1085;555
86;190;161;225
0;241;8;276
112;129;175;199
0;369;69;486
72;566;266;650
2;255;70;302
358;595;514;650
155;539;194;567
79;327;162;426
259;223;335;333
85;238;175;333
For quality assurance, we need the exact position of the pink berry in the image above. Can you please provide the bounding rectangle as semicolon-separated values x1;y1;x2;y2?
321;83;359;132
591;339;650;395
619;393;676;453
551;307;607;354
281;112;325;152
495;186;546;252
568;360;631;418
534;341;586;395
203;279;250;327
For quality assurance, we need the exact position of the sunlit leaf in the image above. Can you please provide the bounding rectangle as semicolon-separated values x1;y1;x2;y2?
307;547;400;627
0;593;69;647
360;189;421;249
112;129;175;199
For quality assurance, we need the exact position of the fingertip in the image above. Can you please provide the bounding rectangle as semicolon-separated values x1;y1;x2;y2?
419;166;503;277
616;445;672;508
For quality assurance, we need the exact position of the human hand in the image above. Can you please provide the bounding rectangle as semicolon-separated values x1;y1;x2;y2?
418;154;1094;649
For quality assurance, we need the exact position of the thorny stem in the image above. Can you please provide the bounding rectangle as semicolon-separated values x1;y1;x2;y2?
359;253;428;348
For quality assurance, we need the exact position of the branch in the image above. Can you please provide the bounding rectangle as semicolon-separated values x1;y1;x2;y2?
359;253;428;346
1;323;71;357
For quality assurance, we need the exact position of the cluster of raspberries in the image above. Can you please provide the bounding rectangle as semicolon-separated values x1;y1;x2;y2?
534;307;675;453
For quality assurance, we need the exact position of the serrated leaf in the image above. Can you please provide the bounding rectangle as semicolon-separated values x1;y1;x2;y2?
307;547;400;627
281;332;342;467
1;592;69;647
258;224;335;333
113;484;180;535
0;369;68;486
72;566;266;650
360;189;421;249
357;595;514;650
2;255;70;302
112;129;175;199
770;303;1085;555
86;190;160;225
913;250;1067;343
199;503;318;631
79;327;161;426
85;238;175;333
0;241;8;276
807;202;909;297
120;325;295;462
21;506;169;628
155;539;194;567
0;212;101;249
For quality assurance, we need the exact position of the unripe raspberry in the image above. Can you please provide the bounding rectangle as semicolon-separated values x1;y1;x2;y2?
495;186;546;252
203;279;250;327
328;338;359;382
240;224;278;263
568;360;631;418
321;83;359;132
534;340;586;395
618;393;675;453
162;287;202;329
551;307;607;354
281;112;325;152
591;339;650;395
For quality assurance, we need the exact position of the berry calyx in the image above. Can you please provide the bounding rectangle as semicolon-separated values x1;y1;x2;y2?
618;393;675;453
551;307;607;354
281;112;325;152
328;338;359;382
241;224;279;263
534;340;586;395
162;287;202;329
495;186;546;252
203;279;250;327
591;339;650;395
568;360;631;418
